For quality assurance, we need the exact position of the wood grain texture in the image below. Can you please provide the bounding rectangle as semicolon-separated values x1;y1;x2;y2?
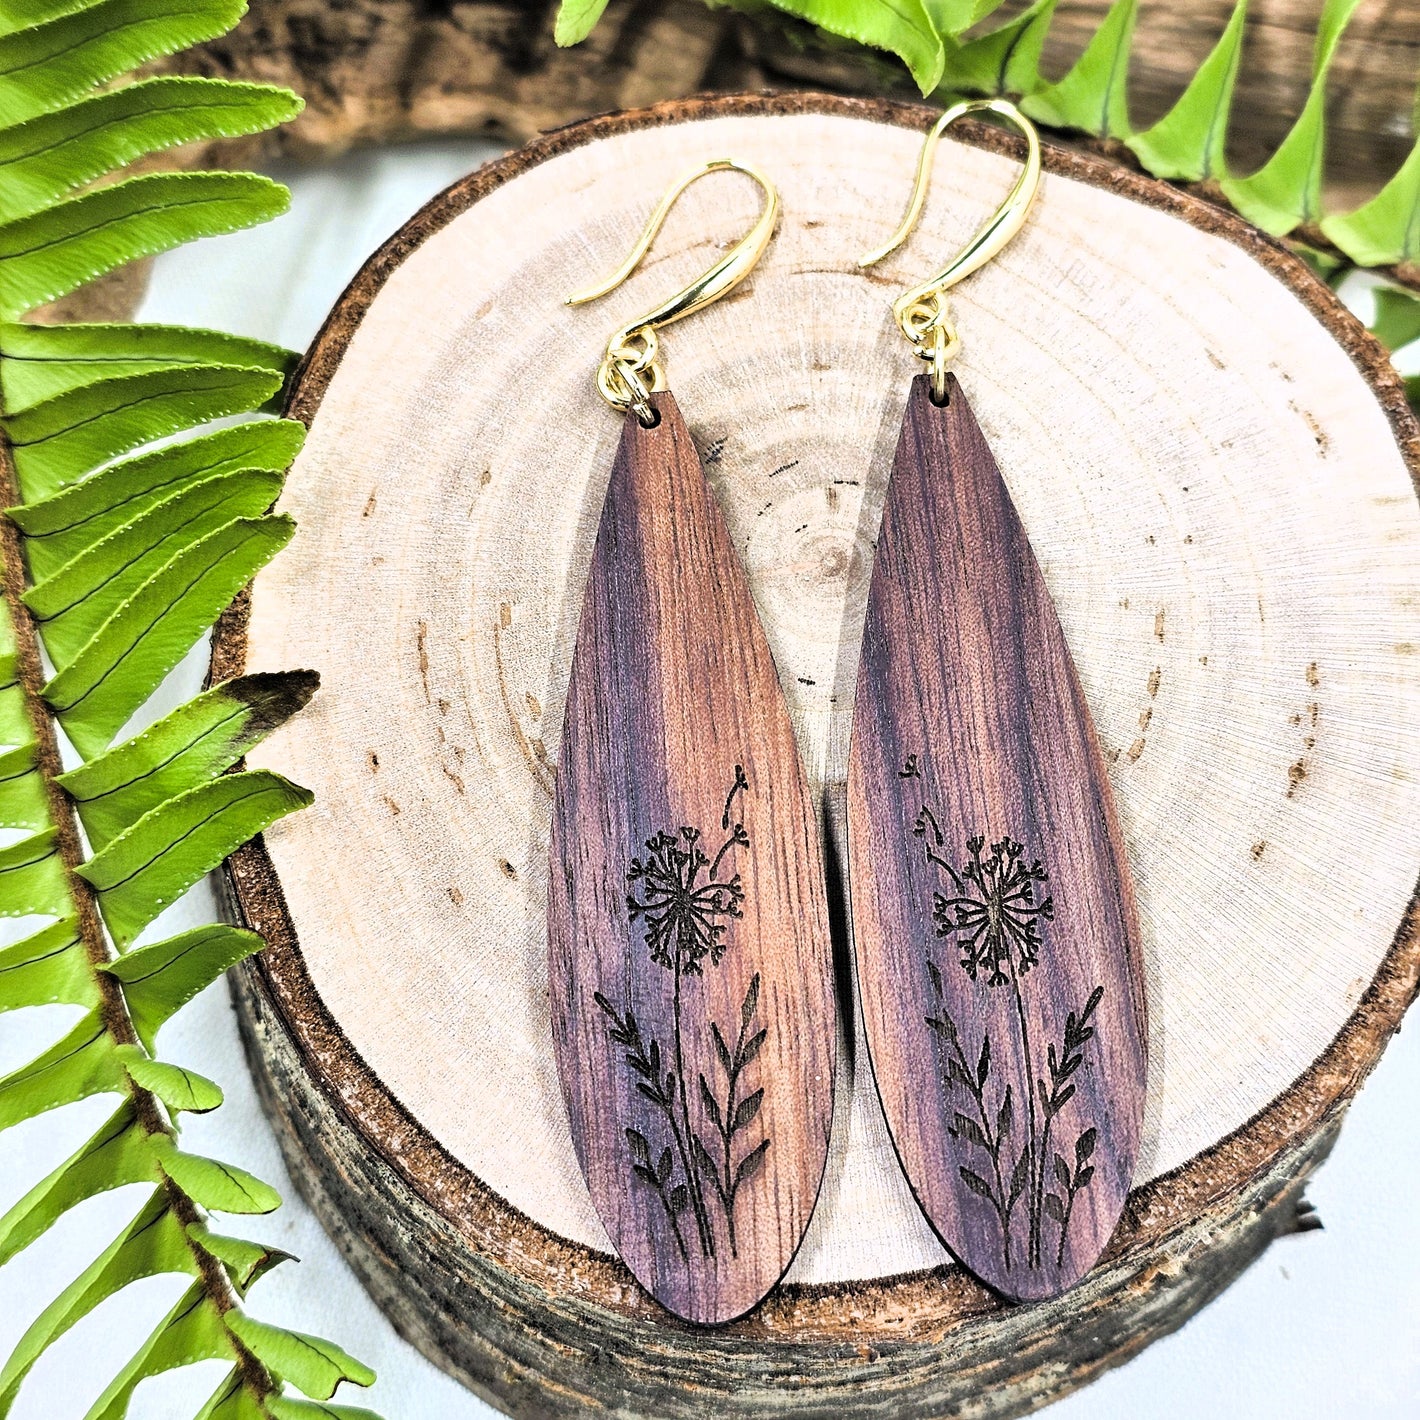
849;374;1146;1301
548;392;835;1323
211;94;1420;1418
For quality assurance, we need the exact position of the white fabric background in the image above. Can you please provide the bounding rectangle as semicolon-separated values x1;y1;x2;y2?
1;139;1418;1419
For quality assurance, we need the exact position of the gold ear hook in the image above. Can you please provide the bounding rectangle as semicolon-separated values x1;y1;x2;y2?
859;99;1041;401
567;158;779;425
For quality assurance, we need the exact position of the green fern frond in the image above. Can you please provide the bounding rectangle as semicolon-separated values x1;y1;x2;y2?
44;511;295;756
24;469;287;664
0;916;93;1011
102;923;267;1051
60;670;319;849
0;3;380;1418
10;420;305;579
0;1101;154;1266
6;364;285;495
1366;287;1420;352
1218;0;1363;233
0;1190;195;1414
224;1317;377;1403
0;2;114;36
0;171;290;321
1022;0;1137;140
926;0;1008;39
79;769;313;947
83;1280;235;1420
1126;0;1246;182
0;0;246;126
761;0;947;94
0;322;297;409
0;743;48;831
0;79;302;224
186;1223;294;1295
1323;141;1420;268
264;1398;382;1420
553;0;611;46
940;0;1056;101
116;1046;225;1112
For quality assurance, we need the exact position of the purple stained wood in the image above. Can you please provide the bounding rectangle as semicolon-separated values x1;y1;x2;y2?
848;374;1148;1301
548;390;836;1324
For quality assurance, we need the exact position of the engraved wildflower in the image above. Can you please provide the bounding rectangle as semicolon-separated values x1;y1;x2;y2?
627;817;747;976
931;834;1054;987
604;768;759;1266
913;775;1096;1273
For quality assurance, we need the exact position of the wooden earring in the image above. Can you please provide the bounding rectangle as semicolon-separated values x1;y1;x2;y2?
847;101;1148;1301
548;161;836;1325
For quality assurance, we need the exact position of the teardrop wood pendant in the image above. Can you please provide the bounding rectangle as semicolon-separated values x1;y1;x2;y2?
848;374;1148;1301
548;389;836;1325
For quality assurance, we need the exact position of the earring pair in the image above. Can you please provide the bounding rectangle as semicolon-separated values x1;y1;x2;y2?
547;102;1147;1325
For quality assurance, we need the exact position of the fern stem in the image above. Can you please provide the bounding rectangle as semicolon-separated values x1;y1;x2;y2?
0;428;275;1400
0;442;127;1043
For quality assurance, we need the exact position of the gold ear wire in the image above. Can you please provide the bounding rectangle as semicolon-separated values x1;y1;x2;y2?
861;99;1041;401
569;159;779;423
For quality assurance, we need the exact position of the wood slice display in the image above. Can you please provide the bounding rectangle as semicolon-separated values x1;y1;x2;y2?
212;94;1420;1418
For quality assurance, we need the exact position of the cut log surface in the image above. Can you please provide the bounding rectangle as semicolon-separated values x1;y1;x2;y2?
216;94;1420;1419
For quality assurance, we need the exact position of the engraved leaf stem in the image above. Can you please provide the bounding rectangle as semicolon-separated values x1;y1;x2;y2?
912;769;1102;1275
601;769;766;1267
593;994;694;1262
695;973;770;1256
673;948;715;1257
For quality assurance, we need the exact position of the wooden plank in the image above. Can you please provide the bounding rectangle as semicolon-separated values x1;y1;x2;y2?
848;373;1148;1299
547;390;836;1323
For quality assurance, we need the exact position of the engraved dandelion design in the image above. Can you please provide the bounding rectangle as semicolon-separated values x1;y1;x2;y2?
912;766;1104;1273
594;766;769;1265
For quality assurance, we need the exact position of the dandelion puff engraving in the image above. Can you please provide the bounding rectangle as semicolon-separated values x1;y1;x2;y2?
626;823;746;976
598;767;768;1266
924;829;1053;987
910;757;1103;1273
